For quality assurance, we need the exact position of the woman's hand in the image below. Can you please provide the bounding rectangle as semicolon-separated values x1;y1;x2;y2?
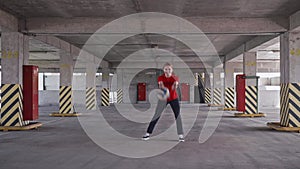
158;81;165;89
172;81;179;90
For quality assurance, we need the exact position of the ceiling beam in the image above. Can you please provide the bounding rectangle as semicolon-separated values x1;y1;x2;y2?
110;61;213;69
290;10;300;32
0;8;18;31
23;17;288;35
224;35;279;63
33;35;107;66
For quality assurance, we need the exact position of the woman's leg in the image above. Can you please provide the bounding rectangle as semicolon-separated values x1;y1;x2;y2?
169;99;184;135
146;99;167;134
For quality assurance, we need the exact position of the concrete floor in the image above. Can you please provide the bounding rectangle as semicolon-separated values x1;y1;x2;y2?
0;104;299;169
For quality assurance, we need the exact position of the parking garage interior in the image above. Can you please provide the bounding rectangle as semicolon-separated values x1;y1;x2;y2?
0;1;300;169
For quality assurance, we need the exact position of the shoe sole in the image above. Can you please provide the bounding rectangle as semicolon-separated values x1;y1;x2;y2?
142;137;149;141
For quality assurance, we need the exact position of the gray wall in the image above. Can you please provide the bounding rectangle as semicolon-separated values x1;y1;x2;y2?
122;68;195;104
258;86;280;108
38;71;280;108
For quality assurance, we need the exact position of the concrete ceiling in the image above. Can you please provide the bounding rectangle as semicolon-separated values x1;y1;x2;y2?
0;0;299;71
1;0;300;18
230;37;280;62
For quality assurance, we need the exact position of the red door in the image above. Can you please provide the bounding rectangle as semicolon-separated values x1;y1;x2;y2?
23;65;39;120
137;83;146;101
181;83;190;101
236;74;246;111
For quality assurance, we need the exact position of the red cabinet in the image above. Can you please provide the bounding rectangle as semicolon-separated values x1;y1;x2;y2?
137;83;146;101
236;74;245;112
23;65;39;120
180;83;190;101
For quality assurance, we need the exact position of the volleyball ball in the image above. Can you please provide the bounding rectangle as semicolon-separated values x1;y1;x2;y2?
157;87;170;100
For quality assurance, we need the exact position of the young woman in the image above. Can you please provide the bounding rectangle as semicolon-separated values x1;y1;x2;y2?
142;63;184;142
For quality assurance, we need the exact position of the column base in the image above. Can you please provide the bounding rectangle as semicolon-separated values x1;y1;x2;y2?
208;104;224;107
221;107;236;111
267;122;300;133
0;122;42;132
49;113;81;117
234;112;265;118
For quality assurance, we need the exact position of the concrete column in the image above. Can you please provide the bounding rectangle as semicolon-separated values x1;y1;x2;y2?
213;68;224;105
117;69;123;90
111;73;118;92
220;70;225;105
194;73;199;86
203;72;213;104
204;72;211;88
1;32;25;84
95;74;102;105
224;62;236;108
60;51;73;86
116;69;123;104
101;65;110;106
23;35;29;65
122;69;134;104
86;64;97;88
1;32;28;126
225;62;235;88
243;52;257;86
280;32;300;83
243;52;259;114
59;51;74;114
102;68;110;89
86;63;97;110
279;31;300;127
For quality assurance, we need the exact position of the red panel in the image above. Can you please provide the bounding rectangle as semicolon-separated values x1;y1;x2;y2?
236;74;245;111
181;83;190;101
23;65;39;120
137;83;146;101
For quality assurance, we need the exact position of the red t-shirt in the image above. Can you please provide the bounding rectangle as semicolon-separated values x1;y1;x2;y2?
158;74;179;102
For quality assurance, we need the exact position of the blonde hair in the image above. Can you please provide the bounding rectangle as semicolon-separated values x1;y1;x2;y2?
163;62;173;68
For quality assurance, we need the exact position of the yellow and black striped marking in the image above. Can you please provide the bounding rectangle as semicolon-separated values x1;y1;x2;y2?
86;87;96;110
101;88;110;106
281;83;300;127
117;89;123;104
0;84;25;126
287;83;300;127
213;88;221;105
59;86;73;114
225;87;235;108
245;86;258;114
280;83;289;127
204;88;211;103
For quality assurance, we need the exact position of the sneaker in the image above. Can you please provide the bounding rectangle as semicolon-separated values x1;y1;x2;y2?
142;133;150;140
179;135;185;142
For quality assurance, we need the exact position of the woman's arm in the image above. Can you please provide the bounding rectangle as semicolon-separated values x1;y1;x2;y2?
172;81;178;90
158;81;165;89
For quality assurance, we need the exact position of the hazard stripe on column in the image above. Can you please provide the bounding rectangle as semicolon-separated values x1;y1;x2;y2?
101;88;110;106
59;86;73;114
204;88;211;103
225;87;235;108
117;89;123;104
245;86;258;114
0;84;25;126
288;83;300;127
86;87;96;110
213;88;221;105
280;83;289;126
